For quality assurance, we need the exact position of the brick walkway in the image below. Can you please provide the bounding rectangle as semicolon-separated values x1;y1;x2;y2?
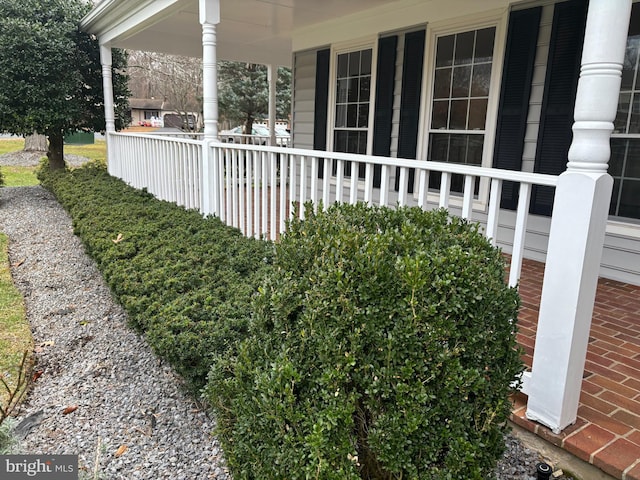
511;258;640;480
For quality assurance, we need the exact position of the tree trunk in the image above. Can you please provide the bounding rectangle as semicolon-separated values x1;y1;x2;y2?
24;133;48;152
47;133;65;170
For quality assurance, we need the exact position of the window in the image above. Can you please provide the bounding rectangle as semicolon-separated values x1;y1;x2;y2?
333;48;372;156
427;27;496;191
144;110;159;120
611;2;640;220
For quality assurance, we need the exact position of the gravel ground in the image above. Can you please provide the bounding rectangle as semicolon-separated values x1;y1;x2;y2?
0;151;569;479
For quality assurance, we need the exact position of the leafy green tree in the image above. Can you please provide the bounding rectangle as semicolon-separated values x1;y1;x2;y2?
0;0;129;170
218;61;291;134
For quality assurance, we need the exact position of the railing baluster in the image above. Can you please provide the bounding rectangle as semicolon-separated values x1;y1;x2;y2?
322;157;331;208
279;153;288;235
439;172;451;209
349;162;358;204
364;163;374;205
509;182;532;288
232;149;239;228
336;159;344;203
238;150;246;235
462;174;474;219
246;151;253;237
299;156;307;219
380;165;389;207
310;157;318;209
417;169;428;209
225;146;232;226
261;151;268;235
398;167;408;207
289;154;297;221
486;178;502;246
270;151;277;241
253;150;261;238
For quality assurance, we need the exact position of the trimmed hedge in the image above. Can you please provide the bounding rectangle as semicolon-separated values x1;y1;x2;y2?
38;162;274;389
206;202;523;479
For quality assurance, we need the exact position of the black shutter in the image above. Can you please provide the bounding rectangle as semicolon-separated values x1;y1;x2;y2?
313;48;330;152
531;0;588;215
372;35;398;187
492;7;542;210
396;29;426;192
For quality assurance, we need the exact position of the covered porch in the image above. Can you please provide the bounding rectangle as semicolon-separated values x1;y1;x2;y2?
81;0;639;477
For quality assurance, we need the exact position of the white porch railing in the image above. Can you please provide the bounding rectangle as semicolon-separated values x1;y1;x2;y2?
107;131;559;404
109;133;203;211
203;140;558;290
109;132;558;288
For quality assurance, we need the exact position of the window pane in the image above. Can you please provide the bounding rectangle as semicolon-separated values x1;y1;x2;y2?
348;131;360;153
358;104;369;128
348;77;360;102
627;140;640;177
474;28;495;63
615;92;631;134
452;65;471;98
434;68;452;99
358;131;368;154
335;105;347;128
337;79;348;103
468;99;487;130
454;31;475;65
449;134;468;162
466;134;484;165
622;42;638;90
347;104;358;127
449;99;468;129
431;100;449;129
436;35;455;67
471;63;492;97
359;76;371;102
631;94;640;134
618;179;640;218
609;139;626;177
334;131;347;152
337;54;348;78
361;49;372;75
349;51;360;76
428;133;450;161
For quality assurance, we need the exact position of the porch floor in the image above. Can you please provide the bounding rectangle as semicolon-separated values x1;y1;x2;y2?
511;258;640;480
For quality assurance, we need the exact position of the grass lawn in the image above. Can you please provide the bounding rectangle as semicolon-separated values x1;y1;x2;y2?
0;138;106;187
0;233;33;408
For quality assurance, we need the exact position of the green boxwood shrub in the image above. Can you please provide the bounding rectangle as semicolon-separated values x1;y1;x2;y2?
206;202;523;479
39;162;274;388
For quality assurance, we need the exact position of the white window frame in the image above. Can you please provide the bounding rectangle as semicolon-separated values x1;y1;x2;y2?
416;11;507;209
326;37;379;156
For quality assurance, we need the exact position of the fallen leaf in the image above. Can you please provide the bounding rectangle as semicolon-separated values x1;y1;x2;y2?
62;405;78;415
32;370;44;382
114;444;128;457
112;233;124;244
39;340;55;347
11;259;25;268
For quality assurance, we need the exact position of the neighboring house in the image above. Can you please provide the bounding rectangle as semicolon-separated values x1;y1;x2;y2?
128;98;168;127
81;0;637;474
129;98;199;129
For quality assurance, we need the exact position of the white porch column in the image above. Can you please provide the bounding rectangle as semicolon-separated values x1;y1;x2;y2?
199;0;220;216
525;0;632;433
100;44;116;175
268;64;277;145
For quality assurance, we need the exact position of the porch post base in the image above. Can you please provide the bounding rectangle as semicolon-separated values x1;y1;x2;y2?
525;171;612;434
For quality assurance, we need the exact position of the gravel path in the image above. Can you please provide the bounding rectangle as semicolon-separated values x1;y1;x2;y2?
0;151;568;479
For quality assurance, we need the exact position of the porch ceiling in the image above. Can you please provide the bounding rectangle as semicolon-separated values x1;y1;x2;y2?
81;0;404;67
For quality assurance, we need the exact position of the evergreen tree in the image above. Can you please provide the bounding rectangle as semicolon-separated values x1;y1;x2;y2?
0;0;129;169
